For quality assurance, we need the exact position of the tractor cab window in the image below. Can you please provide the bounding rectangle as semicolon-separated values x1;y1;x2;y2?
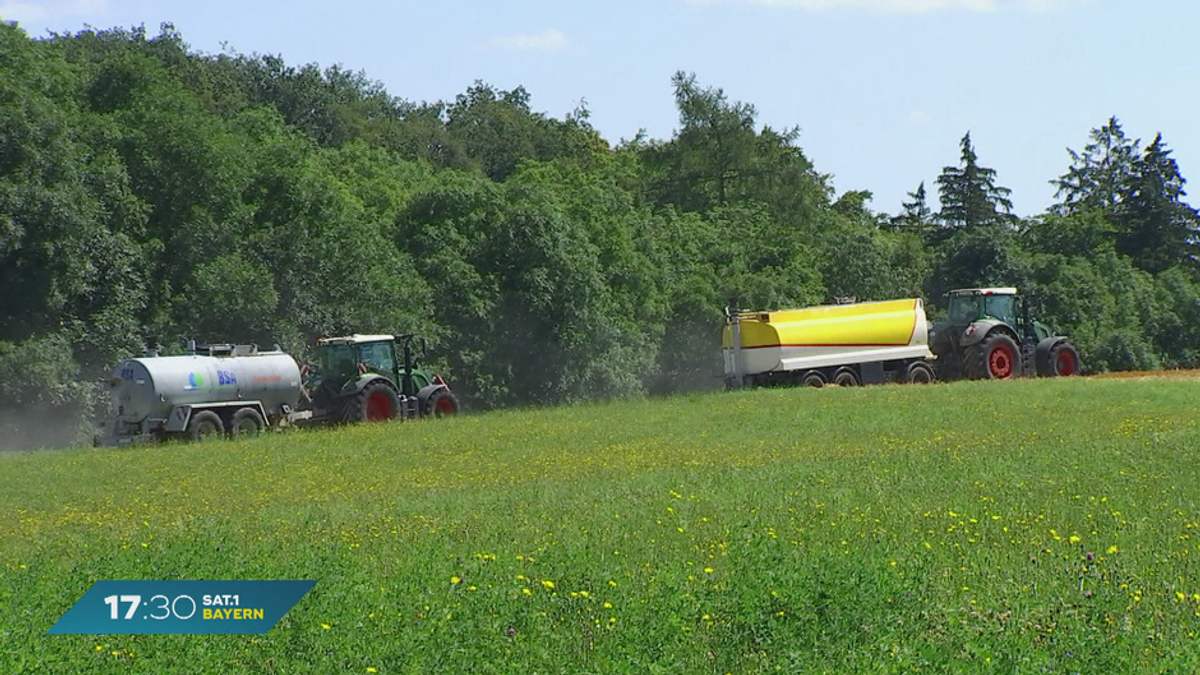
948;295;983;323
322;344;356;377
359;342;396;374
984;295;1017;324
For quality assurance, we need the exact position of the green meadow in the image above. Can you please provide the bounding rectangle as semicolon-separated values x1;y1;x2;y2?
3;377;1200;673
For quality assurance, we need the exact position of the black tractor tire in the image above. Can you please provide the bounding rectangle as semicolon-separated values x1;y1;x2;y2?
801;370;826;388
344;382;402;423
933;353;962;381
230;408;265;437
1048;342;1081;377
964;333;1021;380
424;389;460;418
905;361;936;384
187;410;225;441
832;368;859;387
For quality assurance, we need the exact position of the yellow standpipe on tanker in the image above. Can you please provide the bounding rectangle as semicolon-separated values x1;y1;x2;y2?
722;298;936;388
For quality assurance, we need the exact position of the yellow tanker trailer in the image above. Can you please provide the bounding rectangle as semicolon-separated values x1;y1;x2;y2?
722;298;936;388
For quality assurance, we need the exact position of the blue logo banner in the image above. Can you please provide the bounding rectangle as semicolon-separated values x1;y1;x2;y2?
47;580;316;635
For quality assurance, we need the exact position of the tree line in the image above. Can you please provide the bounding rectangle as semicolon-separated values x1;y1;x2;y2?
2;23;1198;449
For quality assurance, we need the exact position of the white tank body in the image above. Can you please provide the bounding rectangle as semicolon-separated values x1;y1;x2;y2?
110;351;303;423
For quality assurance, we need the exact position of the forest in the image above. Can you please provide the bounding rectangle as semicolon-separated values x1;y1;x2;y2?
2;23;1198;449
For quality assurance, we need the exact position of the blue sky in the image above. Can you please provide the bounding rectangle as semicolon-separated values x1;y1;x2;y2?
4;0;1198;216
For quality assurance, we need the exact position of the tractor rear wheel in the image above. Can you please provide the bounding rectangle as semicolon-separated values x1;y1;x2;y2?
965;333;1021;380
187;410;225;441
230;408;265;437
425;389;460;418
1048;342;1081;377
344;382;401;423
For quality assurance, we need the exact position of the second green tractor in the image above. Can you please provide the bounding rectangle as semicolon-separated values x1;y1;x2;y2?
929;287;1081;381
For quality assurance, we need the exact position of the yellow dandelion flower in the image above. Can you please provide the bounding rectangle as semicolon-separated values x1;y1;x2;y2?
522;588;532;596
604;602;612;609
1107;545;1119;554
450;576;461;585
1069;535;1081;544
541;580;555;590
609;580;618;587
367;669;378;673
321;623;332;630
704;567;714;574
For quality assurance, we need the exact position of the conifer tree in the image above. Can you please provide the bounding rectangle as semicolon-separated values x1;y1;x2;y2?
934;133;1014;241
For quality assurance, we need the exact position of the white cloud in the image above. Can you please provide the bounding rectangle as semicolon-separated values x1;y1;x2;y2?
0;0;108;23
692;0;1090;12
486;28;569;53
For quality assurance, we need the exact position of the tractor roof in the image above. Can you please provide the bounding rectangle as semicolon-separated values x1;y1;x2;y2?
948;287;1018;297
317;334;396;346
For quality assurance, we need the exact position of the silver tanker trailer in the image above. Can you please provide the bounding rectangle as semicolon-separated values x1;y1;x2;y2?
95;342;313;446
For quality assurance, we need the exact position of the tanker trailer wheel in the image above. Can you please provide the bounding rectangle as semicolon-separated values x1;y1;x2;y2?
1049;342;1081;377
187;410;225;441
965;333;1021;380
801;370;826;388
905;361;935;384
230;408;265;437
345;382;401;423
832;368;859;387
425;389;460;419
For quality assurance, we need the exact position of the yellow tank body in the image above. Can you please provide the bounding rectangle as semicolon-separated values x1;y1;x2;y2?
722;298;933;376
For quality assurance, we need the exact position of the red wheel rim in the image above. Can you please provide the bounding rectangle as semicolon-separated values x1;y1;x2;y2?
988;345;1014;379
366;392;393;421
1056;351;1076;376
436;397;456;416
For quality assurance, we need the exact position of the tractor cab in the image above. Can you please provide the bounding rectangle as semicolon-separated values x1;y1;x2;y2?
944;288;1052;342
947;288;1017;325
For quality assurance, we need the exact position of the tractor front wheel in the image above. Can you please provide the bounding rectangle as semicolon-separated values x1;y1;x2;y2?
425;389;460;418
344;382;401;423
1048;342;1081;377
965;333;1021;380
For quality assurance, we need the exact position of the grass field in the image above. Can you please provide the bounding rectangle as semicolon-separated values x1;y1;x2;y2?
3;377;1200;673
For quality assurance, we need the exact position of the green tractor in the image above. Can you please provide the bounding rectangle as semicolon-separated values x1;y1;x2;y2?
929;288;1081;381
303;334;459;423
